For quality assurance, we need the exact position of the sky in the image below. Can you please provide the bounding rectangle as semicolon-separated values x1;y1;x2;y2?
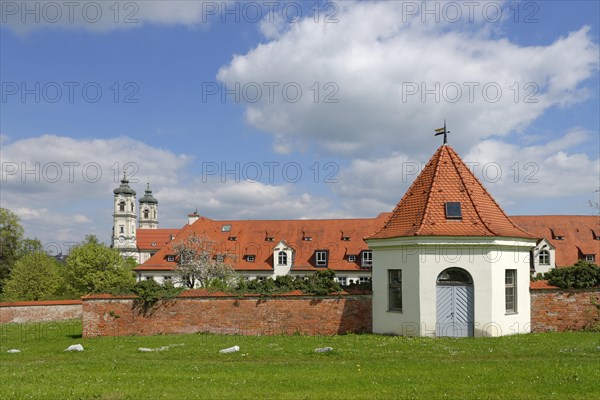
1;0;599;254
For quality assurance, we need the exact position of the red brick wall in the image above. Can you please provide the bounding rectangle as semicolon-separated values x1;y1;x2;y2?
82;293;372;338
0;300;82;324
530;288;600;332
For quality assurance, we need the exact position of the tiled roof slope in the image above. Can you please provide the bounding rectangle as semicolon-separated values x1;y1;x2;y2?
510;215;600;267
370;145;535;239
135;213;390;272
136;229;181;250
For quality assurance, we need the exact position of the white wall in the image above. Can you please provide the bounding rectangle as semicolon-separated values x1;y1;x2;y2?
368;237;535;337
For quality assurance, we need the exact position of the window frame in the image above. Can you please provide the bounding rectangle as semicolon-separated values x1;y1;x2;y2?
361;250;373;268
166;255;175;262
388;269;402;312
277;251;287;266
538;250;550;265
315;250;328;267
584;254;596;262
348;255;357;262
505;269;517;314
445;202;462;219
246;255;256;262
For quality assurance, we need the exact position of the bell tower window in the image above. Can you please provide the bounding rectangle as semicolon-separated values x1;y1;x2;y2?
119;201;125;212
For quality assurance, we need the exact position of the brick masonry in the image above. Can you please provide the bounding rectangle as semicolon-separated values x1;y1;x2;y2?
82;292;372;338
0;300;82;324
4;287;599;336
530;288;600;332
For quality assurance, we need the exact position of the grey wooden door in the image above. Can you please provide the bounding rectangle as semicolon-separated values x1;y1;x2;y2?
436;285;474;337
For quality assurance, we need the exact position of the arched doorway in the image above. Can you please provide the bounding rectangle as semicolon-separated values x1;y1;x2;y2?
436;268;474;337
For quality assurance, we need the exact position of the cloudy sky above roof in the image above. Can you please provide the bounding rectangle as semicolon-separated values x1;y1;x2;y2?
1;0;599;252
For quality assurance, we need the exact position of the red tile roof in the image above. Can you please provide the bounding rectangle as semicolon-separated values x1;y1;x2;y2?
136;229;181;250
369;145;535;240
529;280;560;290
135;213;390;273
511;215;600;267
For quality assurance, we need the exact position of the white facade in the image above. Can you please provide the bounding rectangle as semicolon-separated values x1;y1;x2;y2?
530;239;555;275
368;236;536;337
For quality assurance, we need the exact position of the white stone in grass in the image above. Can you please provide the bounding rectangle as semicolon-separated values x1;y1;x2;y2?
315;347;333;353
219;345;240;354
65;344;84;352
138;344;183;352
7;349;21;353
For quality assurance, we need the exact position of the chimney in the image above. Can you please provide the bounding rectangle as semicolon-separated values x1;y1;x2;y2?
188;210;200;225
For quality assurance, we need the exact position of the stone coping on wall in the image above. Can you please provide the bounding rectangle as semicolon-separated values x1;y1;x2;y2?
83;288;371;300
0;299;82;308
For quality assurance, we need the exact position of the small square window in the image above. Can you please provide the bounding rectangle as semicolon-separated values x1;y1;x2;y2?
246;255;256;262
584;254;596;262
166;255;175;262
348;255;356;262
221;224;231;232
445;202;462;219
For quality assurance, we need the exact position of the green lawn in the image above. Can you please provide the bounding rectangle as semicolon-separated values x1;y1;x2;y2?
0;320;598;400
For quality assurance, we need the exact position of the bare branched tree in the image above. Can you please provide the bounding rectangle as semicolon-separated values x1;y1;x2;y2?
171;234;237;288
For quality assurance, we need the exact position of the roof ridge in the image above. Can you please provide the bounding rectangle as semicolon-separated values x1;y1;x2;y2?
446;146;494;235
415;146;443;235
447;146;535;238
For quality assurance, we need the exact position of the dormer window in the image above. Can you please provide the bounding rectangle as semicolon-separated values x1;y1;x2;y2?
348;255;357;262
361;250;373;268
246;255;255;262
228;237;237;241
315;250;328;267
303;236;312;241
342;236;351;241
584;254;596;262
555;236;565;240
278;251;287;266
538;250;550;265
265;237;274;242
216;255;225;262
445;202;462;219
167;255;175;262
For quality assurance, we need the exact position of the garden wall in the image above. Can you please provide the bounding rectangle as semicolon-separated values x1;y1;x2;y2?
82;290;372;338
530;285;600;332
0;300;82;324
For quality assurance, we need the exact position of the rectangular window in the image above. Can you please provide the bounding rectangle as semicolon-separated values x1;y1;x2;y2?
315;250;328;267
221;225;231;232
348;255;356;262
538;250;550;265
166;255;175;262
388;270;402;311
246;255;256;262
337;276;347;286
359;277;370;284
361;251;373;268
445;202;462;219
584;254;596;262
505;270;517;313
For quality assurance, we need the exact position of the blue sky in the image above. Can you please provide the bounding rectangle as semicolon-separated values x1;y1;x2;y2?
1;0;599;252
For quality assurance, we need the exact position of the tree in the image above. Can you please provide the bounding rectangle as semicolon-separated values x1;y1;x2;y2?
0;208;25;292
2;252;67;301
171;234;237;288
64;236;136;296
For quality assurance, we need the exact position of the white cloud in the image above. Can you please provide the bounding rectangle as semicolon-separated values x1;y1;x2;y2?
2;1;231;34
217;1;599;157
331;129;600;216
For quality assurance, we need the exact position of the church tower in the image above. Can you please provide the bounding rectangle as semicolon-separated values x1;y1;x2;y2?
112;173;138;259
139;181;158;229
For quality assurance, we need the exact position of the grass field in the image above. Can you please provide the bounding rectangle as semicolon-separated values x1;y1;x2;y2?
0;320;599;400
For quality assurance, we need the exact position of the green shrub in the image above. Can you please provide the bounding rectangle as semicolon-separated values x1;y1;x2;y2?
229;270;341;296
132;280;184;309
545;260;600;289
